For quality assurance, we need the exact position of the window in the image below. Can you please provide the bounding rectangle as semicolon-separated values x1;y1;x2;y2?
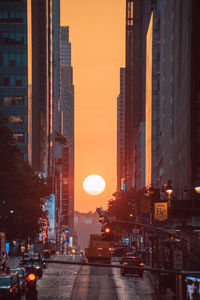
3;96;24;106
13;133;24;144
0;53;2;66
4;77;10;86
9;59;16;66
9;116;24;124
0;0;25;2
16;79;22;87
3;32;25;45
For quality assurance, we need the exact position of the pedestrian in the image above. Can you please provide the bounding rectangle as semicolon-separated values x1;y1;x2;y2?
186;278;200;300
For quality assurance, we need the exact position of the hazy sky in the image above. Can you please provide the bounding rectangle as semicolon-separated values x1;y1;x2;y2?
60;0;125;212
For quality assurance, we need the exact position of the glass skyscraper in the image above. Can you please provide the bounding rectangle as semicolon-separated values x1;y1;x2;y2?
0;0;32;162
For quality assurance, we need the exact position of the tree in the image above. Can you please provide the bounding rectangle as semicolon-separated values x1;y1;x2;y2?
106;189;147;239
107;189;145;221
0;110;50;241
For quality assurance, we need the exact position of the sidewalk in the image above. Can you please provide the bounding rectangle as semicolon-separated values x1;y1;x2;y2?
145;271;176;300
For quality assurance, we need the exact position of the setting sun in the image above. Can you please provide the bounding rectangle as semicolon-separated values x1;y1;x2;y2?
83;175;106;196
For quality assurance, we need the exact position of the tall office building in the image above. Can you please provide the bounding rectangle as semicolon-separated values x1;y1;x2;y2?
145;9;160;189
0;0;67;243
125;0;145;190
124;0;159;191
60;26;74;239
117;68;125;191
32;0;55;181
52;0;61;137
159;0;200;203
0;0;32;163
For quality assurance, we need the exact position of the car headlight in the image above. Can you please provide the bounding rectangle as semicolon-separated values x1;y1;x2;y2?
35;266;40;269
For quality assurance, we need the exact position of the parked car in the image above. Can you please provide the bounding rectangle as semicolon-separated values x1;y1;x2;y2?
120;256;144;277
23;252;46;269
0;273;20;299
10;267;27;295
8;271;21;297
43;249;51;259
20;259;43;278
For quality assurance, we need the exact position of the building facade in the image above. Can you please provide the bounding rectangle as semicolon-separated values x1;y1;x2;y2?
0;0;32;163
117;68;125;191
31;0;55;180
125;0;145;190
145;10;160;188
60;26;74;241
159;0;200;203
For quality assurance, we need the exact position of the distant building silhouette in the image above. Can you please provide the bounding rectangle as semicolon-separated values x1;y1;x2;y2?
74;211;101;249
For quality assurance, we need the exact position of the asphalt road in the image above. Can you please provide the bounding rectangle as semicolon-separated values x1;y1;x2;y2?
35;255;159;300
37;255;80;300
71;264;118;300
7;255;162;299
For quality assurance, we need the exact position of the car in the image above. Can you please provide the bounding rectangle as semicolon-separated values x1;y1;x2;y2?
0;273;20;299
10;267;27;295
8;271;21;297
20;259;43;278
23;252;47;269
44;249;51;259
120;256;144;277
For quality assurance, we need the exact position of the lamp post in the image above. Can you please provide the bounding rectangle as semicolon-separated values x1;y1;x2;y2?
164;180;173;207
194;176;200;195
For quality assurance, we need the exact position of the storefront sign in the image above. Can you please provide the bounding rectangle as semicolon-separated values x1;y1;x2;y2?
154;202;168;221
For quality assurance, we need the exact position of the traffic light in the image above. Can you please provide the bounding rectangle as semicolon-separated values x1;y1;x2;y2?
99;216;103;223
105;227;110;233
61;227;65;235
102;226;113;241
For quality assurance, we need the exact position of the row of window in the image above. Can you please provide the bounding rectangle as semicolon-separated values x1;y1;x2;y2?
0;76;27;87
3;96;25;106
9;116;24;124
0;11;26;24
0;32;26;46
0;0;25;2
0;52;27;67
13;133;24;144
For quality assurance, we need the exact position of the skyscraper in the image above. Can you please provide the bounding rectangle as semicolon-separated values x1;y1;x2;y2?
145;9;160;188
159;0;200;201
60;26;74;239
0;0;32;163
125;0;145;190
31;0;56;184
117;68;125;192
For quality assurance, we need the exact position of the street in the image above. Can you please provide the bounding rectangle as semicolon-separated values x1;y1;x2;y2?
37;255;80;299
35;255;158;300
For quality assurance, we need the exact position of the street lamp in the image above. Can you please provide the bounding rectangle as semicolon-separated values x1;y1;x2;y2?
194;176;200;194
163;180;173;206
194;186;200;194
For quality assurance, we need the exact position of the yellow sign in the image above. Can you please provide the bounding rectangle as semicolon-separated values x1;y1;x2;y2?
154;203;168;221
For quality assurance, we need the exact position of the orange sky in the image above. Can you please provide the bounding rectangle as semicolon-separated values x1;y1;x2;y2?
60;0;125;213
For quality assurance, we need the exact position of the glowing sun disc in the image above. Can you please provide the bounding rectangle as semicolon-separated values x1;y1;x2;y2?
83;175;106;195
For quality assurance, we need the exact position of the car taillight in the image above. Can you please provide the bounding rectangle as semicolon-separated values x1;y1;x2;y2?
27;273;36;282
